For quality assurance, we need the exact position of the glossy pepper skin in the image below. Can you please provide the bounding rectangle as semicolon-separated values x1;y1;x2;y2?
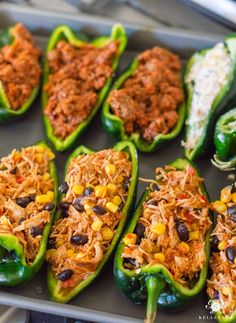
114;158;212;323
0;27;40;122
47;141;138;303
42;24;127;152
0;141;58;286
212;107;236;171
102;57;186;153
184;35;236;161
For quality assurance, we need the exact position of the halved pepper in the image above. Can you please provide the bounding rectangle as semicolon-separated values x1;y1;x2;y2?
0;141;57;286
114;158;212;323
102;55;186;153
42;24;127;152
47;141;138;303
0;26;40;121
184;35;236;161
212;107;236;171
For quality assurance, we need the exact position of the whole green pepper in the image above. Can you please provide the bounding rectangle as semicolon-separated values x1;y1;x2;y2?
114;158;211;323
102;57;186;153
47;141;138;303
184;35;236;161
212;107;236;171
0;141;58;286
0;27;40;122
43;24;127;152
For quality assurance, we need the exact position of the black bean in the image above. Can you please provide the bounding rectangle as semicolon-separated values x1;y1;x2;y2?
28;194;36;202
83;187;94;196
134;223;145;239
150;182;160;192
231;183;236;194
147;199;157;206
30;226;43;237
59;182;69;194
74;202;84;212
10;166;17;174
213;290;220;300
70;234;88;245
123;177;130;192
57;269;73;282
18;217;25;225
176;221;189;241
16;197;30;208
227;205;236;223
48;237;55;249
92;205;106;215
210;235;220;253
226;246;236;263
43;202;55;211
123;257;136;269
58;202;70;210
61;210;68;218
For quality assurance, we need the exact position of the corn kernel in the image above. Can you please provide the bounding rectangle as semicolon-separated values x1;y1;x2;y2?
232;193;236;203
35;145;45;153
220;186;232;203
189;230;200;241
92;217;103;231
47;150;55;159
234;258;236;265
105;163;116;176
154;252;165;263
151;223;166;235
218;241;227;251
106;202;118;213
55;239;64;248
36;194;50;204
222;287;232;296
179;242;190;254
66;249;74;258
47;190;54;201
107;183;117;194
42;173;51;181
0;215;9;225
95;185;107;198
72;184;84;195
76;252;85;259
112;195;122;206
123;233;137;245
86;183;95;189
45;249;55;261
191;223;198;231
117;176;123;184
212;201;227;214
36;154;43;164
101;227;114;240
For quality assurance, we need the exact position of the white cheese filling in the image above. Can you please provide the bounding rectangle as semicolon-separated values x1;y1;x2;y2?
183;43;232;150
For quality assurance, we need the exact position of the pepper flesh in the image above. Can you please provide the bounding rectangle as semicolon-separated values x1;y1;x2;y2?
0;26;40;121
0;141;57;286
184;35;236;161
212;107;236;171
47;141;138;303
42;24;127;152
102;52;186;153
114;158;212;323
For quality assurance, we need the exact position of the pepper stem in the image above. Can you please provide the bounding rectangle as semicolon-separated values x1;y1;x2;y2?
145;275;165;323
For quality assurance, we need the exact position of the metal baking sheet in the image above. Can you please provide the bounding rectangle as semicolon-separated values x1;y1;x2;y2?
0;3;231;322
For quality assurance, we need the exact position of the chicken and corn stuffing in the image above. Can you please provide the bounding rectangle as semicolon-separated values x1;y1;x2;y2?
0;145;55;264
207;183;236;316
46;149;132;289
121;165;211;287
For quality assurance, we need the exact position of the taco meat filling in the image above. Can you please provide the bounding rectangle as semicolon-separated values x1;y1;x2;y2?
46;149;132;289
0;145;55;265
207;184;236;316
108;47;184;142
0;23;41;110
44;39;120;139
121;165;211;287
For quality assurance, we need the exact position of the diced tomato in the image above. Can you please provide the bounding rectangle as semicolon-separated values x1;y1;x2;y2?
16;176;24;184
61;278;76;289
185;211;194;223
179;193;188;199
199;194;208;205
0;210;3;217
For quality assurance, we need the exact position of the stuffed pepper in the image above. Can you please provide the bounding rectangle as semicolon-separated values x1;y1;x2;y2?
0;23;41;121
114;158;212;323
212;107;236;171
207;183;236;323
102;47;185;152
43;24;127;151
182;35;236;160
0;142;57;286
46;141;138;302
